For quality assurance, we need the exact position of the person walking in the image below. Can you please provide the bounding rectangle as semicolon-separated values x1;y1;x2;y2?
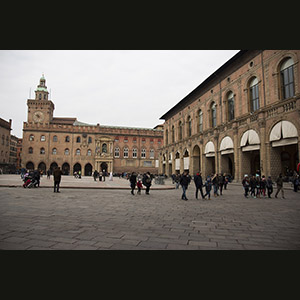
175;173;181;189
266;176;273;198
93;170;98;181
293;174;299;192
250;175;257;198
53;166;63;193
242;174;250;198
47;168;51;179
275;173;285;199
180;171;190;200
194;172;205;199
203;176;212;200
142;172;152;195
212;173;219;197
218;173;224;195
129;172;137;195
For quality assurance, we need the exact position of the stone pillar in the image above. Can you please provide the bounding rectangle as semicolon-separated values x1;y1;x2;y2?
258;118;267;176
233;126;240;181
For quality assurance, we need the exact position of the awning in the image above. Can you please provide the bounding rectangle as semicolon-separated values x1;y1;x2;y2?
175;159;180;170
220;136;234;155
184;157;190;170
241;129;260;146
270;121;298;147
272;137;298;147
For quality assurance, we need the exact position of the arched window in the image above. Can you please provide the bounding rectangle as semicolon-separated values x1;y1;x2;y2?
52;148;57;155
141;149;146;158
87;149;92;156
280;57;295;99
40;135;46;142
249;77;259;112
39;94;42;100
114;147;120;158
53;135;58;142
187;116;192;137
76;149;81;155
29;134;34;141
198;110;203;133
29;147;33;154
171;125;175;143
227;91;235;121
179;121;183;140
165;129;168;145
64;148;69;155
76;136;81;143
133;148;137;158
123;147;129;158
211;102;217;127
65;136;70;142
88;137;92;144
40;148;45;154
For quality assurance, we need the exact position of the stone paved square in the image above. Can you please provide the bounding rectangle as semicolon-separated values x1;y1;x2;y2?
0;176;300;250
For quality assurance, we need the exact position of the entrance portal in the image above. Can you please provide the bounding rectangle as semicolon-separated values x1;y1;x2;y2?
100;162;108;173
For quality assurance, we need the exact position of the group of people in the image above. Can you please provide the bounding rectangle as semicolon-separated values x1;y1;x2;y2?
242;171;299;199
129;172;153;195
177;172;229;201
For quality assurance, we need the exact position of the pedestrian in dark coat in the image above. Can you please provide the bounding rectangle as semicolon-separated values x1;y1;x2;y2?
275;173;285;198
129;172;137;195
180;171;191;200
142;172;152;195
266;176;273;198
53;166;63;193
218;173;224;195
194;172;205;199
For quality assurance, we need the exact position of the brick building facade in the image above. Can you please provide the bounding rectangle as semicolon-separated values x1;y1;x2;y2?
159;50;300;181
21;75;163;175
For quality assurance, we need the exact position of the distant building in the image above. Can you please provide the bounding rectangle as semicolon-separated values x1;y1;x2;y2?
0;117;12;173
159;50;300;181
21;75;163;175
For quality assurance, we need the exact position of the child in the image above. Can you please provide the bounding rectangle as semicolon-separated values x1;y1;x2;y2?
137;179;143;195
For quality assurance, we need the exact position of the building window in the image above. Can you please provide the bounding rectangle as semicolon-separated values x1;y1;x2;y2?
53;135;58;142
2;135;4;145
65;148;69;155
40;148;45;154
280;57;295;100
141;148;146;158
102;143;107;153
249;77;259;112
39;94;42;100
29;147;33;154
198;110;203;133
165;129;168;145
76;136;81;143
179;121;183;140
76;149;81;155
133;137;137;143
142;138;146;144
115;136;119;142
88;137;92;144
65;136;70;142
114;147;120;158
150;149;154;159
29;134;34;141
124;137;128;143
40;135;46;142
171;125;175;143
123;147;129;158
52;148;57;155
211;102;217;128
187;116;192;137
132;148;137;158
87;149;92;156
227;91;235;121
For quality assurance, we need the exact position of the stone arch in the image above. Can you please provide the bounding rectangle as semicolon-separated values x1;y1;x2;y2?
25;161;34;171
84;163;93;176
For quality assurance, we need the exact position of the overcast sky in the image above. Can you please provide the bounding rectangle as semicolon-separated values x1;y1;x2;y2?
0;50;239;138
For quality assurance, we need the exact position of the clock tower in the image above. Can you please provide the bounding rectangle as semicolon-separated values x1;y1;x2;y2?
27;74;54;124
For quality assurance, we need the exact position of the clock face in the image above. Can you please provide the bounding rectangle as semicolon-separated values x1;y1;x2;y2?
33;111;45;123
